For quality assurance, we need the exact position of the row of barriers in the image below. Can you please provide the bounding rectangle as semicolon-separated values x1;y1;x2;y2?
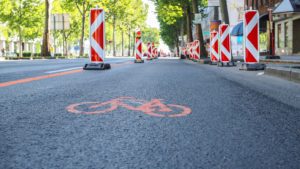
181;10;265;70
83;8;264;71
83;8;159;69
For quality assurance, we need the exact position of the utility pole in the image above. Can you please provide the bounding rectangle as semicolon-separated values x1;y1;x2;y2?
219;0;230;24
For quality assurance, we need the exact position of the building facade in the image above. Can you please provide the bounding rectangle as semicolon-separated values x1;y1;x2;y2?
244;0;300;56
273;0;300;55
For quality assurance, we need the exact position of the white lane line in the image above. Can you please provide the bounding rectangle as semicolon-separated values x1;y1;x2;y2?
45;67;82;74
257;72;264;76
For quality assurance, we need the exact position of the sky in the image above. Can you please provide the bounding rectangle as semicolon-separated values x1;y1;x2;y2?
142;0;160;29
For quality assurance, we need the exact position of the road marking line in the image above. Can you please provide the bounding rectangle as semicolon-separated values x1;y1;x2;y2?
45;67;83;74
0;69;83;88
257;72;264;76
0;61;133;88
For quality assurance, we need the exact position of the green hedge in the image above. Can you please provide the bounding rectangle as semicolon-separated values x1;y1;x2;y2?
16;52;41;57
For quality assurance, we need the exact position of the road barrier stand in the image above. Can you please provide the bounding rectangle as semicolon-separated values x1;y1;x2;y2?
210;30;219;65
147;42;152;60
218;24;235;67
191;42;195;61
193;40;200;62
84;8;111;70
151;42;156;59
240;10;265;71
134;30;144;63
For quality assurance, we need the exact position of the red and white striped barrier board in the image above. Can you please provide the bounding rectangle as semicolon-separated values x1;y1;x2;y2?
135;30;142;60
219;24;231;63
90;8;105;62
244;10;260;63
194;40;200;60
191;42;195;60
210;30;219;62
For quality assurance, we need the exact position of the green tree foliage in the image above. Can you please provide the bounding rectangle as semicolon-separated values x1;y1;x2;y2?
155;0;184;54
62;0;97;56
0;0;43;57
143;27;160;45
155;0;208;56
0;0;153;57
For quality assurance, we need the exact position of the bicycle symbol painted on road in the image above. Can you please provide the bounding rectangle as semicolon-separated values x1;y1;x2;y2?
66;97;192;117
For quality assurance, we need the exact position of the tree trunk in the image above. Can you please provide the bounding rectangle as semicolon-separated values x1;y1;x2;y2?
18;27;23;58
132;32;135;57
256;0;259;10
63;31;66;57
245;0;249;10
122;30;124;56
180;20;184;46
113;15;116;56
197;24;208;58
185;3;193;42
219;0;229;24
128;29;131;56
65;40;69;58
41;0;50;57
79;9;86;56
213;6;219;21
176;28;180;57
192;0;207;57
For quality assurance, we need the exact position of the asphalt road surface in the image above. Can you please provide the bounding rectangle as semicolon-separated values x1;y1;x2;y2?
1;58;300;169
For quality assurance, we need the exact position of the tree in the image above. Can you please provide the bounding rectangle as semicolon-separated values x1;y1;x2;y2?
192;0;207;57
219;0;229;24
155;0;208;57
104;0;147;56
143;27;160;45
41;0;52;57
63;0;95;57
122;0;148;56
155;0;185;55
53;0;82;57
0;0;43;57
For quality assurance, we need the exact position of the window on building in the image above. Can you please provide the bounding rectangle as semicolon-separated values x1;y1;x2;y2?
284;22;288;47
278;24;282;48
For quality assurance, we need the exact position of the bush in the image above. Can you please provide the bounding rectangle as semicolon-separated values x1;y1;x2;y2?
54;53;62;57
15;52;38;57
34;53;40;57
23;52;32;57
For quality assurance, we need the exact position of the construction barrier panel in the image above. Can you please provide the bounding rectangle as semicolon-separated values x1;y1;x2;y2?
210;30;219;63
244;10;260;63
219;24;231;63
84;8;110;70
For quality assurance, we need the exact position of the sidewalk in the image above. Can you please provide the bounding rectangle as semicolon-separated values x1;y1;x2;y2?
197;55;300;84
260;55;300;64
